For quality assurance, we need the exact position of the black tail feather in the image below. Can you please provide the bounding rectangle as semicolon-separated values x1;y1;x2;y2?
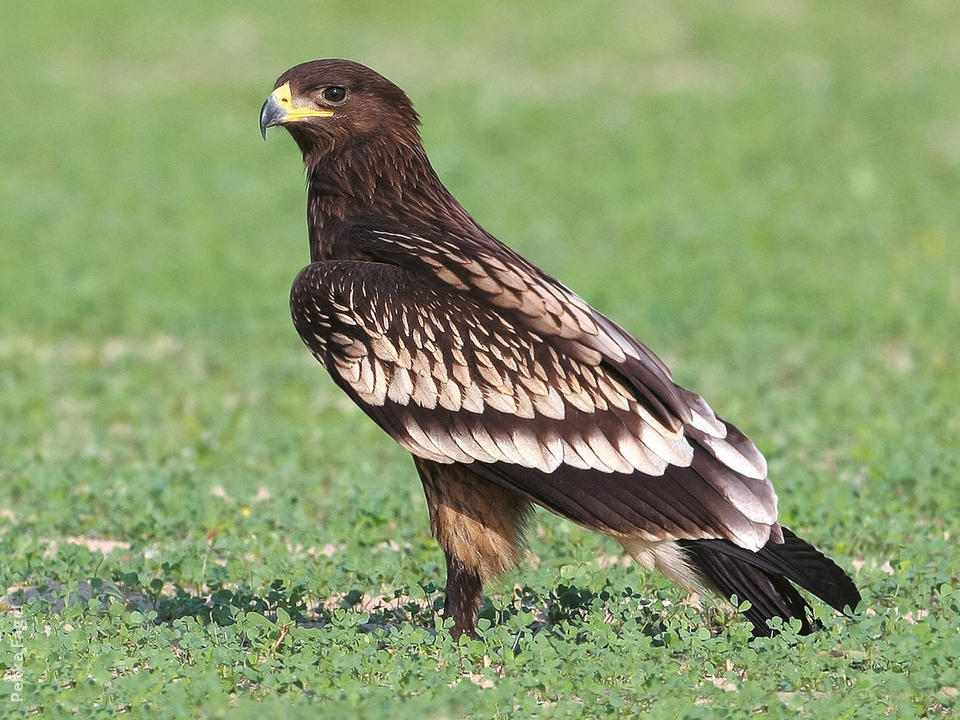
678;527;861;636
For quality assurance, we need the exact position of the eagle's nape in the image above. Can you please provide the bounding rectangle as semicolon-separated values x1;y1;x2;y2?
261;58;861;639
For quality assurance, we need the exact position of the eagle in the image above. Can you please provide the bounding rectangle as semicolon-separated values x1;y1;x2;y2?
259;59;860;638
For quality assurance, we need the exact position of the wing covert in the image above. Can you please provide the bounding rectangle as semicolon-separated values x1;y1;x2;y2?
291;258;779;549
291;260;692;474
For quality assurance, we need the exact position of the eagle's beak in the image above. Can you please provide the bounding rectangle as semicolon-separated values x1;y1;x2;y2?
259;92;286;139
260;82;334;139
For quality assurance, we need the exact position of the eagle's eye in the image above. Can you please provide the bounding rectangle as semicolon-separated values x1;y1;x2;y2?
322;86;347;103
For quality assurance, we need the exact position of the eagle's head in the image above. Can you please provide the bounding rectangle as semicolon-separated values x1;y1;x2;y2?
259;59;421;162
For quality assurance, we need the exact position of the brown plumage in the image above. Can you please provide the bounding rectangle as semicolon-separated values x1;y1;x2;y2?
259;59;860;638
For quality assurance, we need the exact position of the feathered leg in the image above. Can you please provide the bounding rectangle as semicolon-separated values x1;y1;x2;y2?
442;550;484;639
414;457;531;638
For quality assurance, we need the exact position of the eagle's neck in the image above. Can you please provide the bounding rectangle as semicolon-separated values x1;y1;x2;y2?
305;136;478;262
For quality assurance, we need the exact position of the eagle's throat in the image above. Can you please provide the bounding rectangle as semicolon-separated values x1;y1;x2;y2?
304;136;477;262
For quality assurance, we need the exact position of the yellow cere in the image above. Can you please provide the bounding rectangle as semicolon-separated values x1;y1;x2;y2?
271;81;335;120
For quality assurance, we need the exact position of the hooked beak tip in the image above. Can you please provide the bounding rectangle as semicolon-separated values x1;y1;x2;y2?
259;93;286;140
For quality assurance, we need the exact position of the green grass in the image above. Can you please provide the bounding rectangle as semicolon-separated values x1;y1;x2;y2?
2;1;959;717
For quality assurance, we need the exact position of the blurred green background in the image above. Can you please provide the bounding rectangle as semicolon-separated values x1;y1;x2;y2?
1;1;958;717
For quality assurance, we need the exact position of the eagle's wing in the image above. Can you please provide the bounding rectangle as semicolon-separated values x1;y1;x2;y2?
291;255;780;550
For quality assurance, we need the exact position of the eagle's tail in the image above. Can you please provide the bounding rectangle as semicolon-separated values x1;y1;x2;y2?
678;527;861;636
